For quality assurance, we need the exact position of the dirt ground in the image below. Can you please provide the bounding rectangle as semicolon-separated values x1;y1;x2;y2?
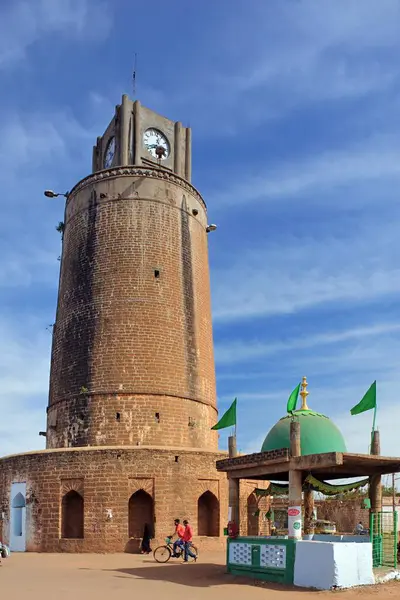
1;551;400;599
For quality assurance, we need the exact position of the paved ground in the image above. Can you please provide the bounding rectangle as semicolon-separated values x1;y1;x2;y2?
1;551;400;599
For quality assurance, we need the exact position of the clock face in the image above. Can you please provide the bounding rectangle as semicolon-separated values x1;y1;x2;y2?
143;128;170;160
104;136;115;169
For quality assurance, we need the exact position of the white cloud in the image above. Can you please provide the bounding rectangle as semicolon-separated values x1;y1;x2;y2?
211;133;400;209
0;107;96;291
215;323;400;366
221;1;400;96
0;248;59;289
211;217;400;322
0;0;112;69
170;0;400;134
0;108;94;180
0;318;49;457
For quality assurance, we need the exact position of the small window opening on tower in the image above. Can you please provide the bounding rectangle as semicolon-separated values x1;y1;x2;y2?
155;412;160;423
188;417;196;427
116;412;121;421
175;456;179;463
154;269;160;279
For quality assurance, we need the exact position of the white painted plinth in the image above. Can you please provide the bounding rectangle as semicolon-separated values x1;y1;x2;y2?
294;541;375;590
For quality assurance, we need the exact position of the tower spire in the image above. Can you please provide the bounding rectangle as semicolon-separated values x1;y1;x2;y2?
300;376;310;410
132;53;137;98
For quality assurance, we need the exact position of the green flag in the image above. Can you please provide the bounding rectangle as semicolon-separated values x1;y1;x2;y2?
350;381;377;416
287;383;301;414
211;398;237;430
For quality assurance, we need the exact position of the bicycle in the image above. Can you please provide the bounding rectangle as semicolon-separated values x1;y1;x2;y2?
153;537;198;563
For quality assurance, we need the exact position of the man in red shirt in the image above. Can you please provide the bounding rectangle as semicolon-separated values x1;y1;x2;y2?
182;519;197;562
172;518;185;557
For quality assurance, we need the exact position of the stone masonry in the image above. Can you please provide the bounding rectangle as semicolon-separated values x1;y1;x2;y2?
0;447;228;552
47;168;217;450
0;97;238;553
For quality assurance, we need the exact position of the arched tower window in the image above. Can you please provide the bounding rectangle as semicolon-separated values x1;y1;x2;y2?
128;490;154;538
197;491;220;536
61;490;84;539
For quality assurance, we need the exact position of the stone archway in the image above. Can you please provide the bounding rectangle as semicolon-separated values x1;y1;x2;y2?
10;488;26;552
61;490;84;539
128;489;154;539
197;491;220;536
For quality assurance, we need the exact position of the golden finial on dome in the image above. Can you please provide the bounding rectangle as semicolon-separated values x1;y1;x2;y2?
300;376;310;410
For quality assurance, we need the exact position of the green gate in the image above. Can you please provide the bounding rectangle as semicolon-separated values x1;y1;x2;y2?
370;511;398;568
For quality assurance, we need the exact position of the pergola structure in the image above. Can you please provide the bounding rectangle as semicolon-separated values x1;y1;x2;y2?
217;447;400;483
217;423;400;538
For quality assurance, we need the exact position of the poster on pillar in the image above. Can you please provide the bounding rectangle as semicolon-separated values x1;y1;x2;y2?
288;506;302;538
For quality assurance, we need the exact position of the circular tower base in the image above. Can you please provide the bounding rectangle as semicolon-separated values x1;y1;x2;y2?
0;446;228;553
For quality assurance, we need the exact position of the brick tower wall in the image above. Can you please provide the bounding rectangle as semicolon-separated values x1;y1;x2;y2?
47;168;217;450
0;447;228;553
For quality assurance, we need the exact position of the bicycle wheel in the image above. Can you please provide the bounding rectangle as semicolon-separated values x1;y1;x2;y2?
153;545;172;563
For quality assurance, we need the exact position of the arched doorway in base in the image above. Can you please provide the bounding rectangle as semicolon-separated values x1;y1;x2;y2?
128;489;154;539
10;483;27;552
61;490;84;539
197;491;220;536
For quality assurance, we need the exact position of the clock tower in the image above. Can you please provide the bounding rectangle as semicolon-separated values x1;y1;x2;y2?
92;96;192;179
0;94;230;554
47;94;218;452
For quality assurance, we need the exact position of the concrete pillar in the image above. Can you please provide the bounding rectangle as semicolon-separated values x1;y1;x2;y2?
93;136;102;173
288;419;302;539
304;488;314;534
174;121;182;176
228;435;237;458
369;430;382;513
228;435;239;528
133;100;141;166
185;127;191;182
369;430;382;566
228;477;240;526
120;94;130;165
290;420;301;457
92;146;97;173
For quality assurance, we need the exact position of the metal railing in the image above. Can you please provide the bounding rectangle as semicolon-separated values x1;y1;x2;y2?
370;511;398;568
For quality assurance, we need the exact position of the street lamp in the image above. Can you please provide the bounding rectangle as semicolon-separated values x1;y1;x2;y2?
206;224;217;233
44;190;69;198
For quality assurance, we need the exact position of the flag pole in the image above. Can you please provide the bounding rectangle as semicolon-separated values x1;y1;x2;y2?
372;403;377;434
370;402;377;451
370;382;377;452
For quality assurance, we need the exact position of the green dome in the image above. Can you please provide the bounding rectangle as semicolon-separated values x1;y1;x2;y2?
261;409;347;456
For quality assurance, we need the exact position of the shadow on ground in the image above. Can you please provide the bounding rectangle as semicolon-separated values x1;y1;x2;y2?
89;562;313;592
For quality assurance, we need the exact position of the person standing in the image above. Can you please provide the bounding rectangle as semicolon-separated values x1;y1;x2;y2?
182;519;197;562
141;522;153;554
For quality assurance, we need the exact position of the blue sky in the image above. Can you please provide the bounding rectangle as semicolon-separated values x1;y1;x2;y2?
1;0;400;465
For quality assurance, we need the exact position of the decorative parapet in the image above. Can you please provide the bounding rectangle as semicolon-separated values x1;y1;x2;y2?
66;166;207;211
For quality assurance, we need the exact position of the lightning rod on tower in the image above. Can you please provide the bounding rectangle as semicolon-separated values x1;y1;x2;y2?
132;53;137;98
